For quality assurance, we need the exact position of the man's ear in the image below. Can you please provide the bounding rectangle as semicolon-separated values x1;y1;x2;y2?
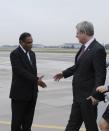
20;40;23;45
20;41;25;46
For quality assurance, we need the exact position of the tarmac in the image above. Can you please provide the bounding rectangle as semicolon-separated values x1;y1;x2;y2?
0;51;109;131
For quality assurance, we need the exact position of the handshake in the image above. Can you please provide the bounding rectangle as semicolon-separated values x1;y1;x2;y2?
37;72;64;88
38;73;109;106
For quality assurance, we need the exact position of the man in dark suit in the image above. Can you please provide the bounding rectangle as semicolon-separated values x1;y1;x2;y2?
10;32;46;131
54;21;106;131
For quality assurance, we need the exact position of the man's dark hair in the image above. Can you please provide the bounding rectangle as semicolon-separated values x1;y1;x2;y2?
19;32;31;44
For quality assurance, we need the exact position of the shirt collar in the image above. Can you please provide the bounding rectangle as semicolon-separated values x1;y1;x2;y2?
84;37;94;50
19;44;26;53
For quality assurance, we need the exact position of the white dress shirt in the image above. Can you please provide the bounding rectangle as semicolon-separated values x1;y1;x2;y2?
84;37;95;51
19;44;31;62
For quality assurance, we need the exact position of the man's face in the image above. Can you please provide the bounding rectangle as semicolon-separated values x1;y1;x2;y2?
21;36;33;51
76;31;87;44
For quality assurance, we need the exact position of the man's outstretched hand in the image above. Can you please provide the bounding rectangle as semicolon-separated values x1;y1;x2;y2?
53;73;63;81
38;75;47;88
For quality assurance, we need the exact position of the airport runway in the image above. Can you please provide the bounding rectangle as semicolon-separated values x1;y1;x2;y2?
0;51;109;131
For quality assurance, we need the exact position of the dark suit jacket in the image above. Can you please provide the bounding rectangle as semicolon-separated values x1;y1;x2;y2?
10;46;38;101
63;39;106;101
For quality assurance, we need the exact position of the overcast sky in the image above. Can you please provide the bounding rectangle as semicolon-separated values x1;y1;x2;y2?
0;0;109;45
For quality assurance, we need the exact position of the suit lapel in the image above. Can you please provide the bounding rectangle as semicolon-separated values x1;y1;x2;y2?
75;39;96;63
18;46;34;70
75;46;83;63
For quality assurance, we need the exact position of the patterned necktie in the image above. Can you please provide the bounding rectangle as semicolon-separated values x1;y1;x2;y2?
77;45;85;61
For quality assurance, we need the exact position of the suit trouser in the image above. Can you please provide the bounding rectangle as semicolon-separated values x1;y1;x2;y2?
65;99;98;131
11;96;37;131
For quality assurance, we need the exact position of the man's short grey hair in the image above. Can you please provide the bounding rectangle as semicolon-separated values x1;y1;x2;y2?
76;21;94;36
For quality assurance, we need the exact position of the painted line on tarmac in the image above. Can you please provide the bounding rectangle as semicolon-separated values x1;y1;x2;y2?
0;120;86;131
